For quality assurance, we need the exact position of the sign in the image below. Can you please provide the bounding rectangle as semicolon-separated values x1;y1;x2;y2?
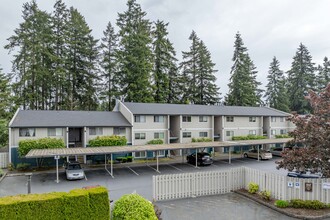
305;183;313;192
294;182;300;189
323;183;330;189
288;182;293;188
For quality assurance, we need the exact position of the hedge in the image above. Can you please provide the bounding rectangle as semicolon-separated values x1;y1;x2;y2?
192;137;212;142
275;134;291;138
232;135;266;140
147;139;163;145
89;135;127;147
18;138;65;157
112;193;157;220
0;186;110;220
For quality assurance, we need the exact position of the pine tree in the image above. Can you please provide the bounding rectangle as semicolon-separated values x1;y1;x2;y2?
0;68;12;147
264;57;290;112
287;43;316;113
116;0;154;102
316;57;330;91
152;20;179;103
99;22;119;110
226;32;262;106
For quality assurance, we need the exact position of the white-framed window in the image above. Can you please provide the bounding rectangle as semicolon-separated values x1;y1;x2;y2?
280;129;287;135
226;116;234;122
154;132;164;139
89;127;103;135
199;132;208;137
155;150;165;157
199;116;208;122
154;115;165;123
249;117;256;122
271;129;276;135
135;151;146;158
183;132;191;138
271;117;276;122
134;115;146;123
114;127;126;136
48;128;63;136
182;116;192;122
226;131;234;136
249;130;257;135
135;133;146;140
280;117;285;122
19;128;36;137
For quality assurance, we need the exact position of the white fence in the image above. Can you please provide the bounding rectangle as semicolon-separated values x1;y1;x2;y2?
0;152;8;168
153;166;330;203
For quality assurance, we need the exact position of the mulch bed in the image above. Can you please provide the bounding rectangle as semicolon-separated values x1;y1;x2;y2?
235;189;330;220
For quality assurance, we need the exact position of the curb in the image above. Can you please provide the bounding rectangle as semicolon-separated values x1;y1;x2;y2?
234;191;330;220
0;170;7;183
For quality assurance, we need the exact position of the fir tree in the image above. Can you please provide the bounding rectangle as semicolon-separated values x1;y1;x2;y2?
287;43;316;113
226;32;262;106
316;57;330;91
116;0;154;102
264;57;290;112
0;68;12;147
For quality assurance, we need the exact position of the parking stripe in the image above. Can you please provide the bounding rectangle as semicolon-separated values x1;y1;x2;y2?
167;164;183;171
186;163;200;169
147;165;161;173
126;166;139;176
211;163;219;167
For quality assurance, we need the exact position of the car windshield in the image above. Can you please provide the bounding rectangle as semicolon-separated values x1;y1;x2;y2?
68;164;81;170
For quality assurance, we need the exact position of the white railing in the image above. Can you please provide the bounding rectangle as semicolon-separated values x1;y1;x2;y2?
153;166;330;203
0;152;9;168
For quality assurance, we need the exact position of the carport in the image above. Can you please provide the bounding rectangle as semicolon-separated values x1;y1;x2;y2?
25;138;292;183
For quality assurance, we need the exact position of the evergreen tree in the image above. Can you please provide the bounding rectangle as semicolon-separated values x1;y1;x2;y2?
264;57;290;112
116;0;154;102
99;22;119;111
152;20;179;103
316;57;330;91
226;32;262;106
0;68;12;147
287;43;316;113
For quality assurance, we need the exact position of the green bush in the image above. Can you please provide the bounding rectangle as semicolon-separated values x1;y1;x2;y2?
112;193;157;220
290;199;326;210
16;163;31;171
275;200;289;208
275;134;291;138
18;138;65;157
259;190;271;200
192;137;212;142
0;186;110;220
248;182;259;194
147;139;164;145
89;135;127;147
232;135;266;141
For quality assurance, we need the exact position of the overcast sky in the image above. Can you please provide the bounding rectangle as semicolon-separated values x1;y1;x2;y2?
1;0;330;96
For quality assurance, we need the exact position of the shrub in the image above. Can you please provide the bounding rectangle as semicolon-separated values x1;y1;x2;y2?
232;135;266;141
275;200;289;208
192;137;212;142
18;138;65;157
16;163;31;171
112;193;157;220
275;134;291;138
147;139;164;145
259;190;271;201
89;135;127;147
290;199;326;210
248;182;259;194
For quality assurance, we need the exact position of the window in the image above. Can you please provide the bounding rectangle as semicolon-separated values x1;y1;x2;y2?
199;132;208;137
154;132;164;139
271;130;276;135
19;128;36;137
226;131;234;136
135;133;146;140
134;115;146;123
249;117;256;122
89;127;103;135
271;117;276;122
199;116;208;122
154;115;165;123
156;150;166;157
114;127;126;136
182;116;191;122
280;129;287;135
48;128;63;136
183;132;191;138
135;151;146;158
280;117;285;122
226;116;234;122
249;130;257;135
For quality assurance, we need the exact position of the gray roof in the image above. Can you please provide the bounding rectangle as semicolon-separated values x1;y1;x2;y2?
10;110;132;128
123;102;290;116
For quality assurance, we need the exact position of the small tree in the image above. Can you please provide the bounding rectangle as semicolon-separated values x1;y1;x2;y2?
276;83;330;177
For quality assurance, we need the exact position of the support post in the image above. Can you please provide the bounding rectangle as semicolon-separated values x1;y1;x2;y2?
55;155;60;183
156;151;159;172
229;146;231;164
195;148;198;168
258;146;260;161
25;173;32;194
111;154;113;175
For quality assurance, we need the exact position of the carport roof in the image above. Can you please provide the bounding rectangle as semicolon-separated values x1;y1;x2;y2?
25;138;292;158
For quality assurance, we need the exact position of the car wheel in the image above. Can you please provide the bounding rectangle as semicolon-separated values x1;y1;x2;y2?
259;156;262;160
197;161;201;166
244;153;248;158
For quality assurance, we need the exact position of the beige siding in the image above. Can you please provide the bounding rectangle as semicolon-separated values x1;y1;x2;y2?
134;130;168;145
86;127;132;145
12;128;65;146
223;116;262;128
181;129;212;144
134;115;167;130
181;115;212;129
223;128;263;141
119;102;133;124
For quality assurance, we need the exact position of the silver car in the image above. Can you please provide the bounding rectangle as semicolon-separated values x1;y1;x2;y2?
65;162;85;180
243;149;272;160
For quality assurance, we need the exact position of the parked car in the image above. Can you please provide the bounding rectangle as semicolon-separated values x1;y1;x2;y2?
65;162;85;180
270;147;294;157
287;171;322;179
243;149;272;160
186;152;213;166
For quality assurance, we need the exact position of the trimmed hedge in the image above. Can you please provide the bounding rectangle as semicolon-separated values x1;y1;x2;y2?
192;137;212;142
112;193;157;220
0;186;110;220
147;139;164;145
275;134;291;138
232;135;266;140
18;138;65;157
89;135;127;147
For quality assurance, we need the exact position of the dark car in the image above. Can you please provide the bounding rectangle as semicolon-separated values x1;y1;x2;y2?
186;152;213;166
287;171;322;179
